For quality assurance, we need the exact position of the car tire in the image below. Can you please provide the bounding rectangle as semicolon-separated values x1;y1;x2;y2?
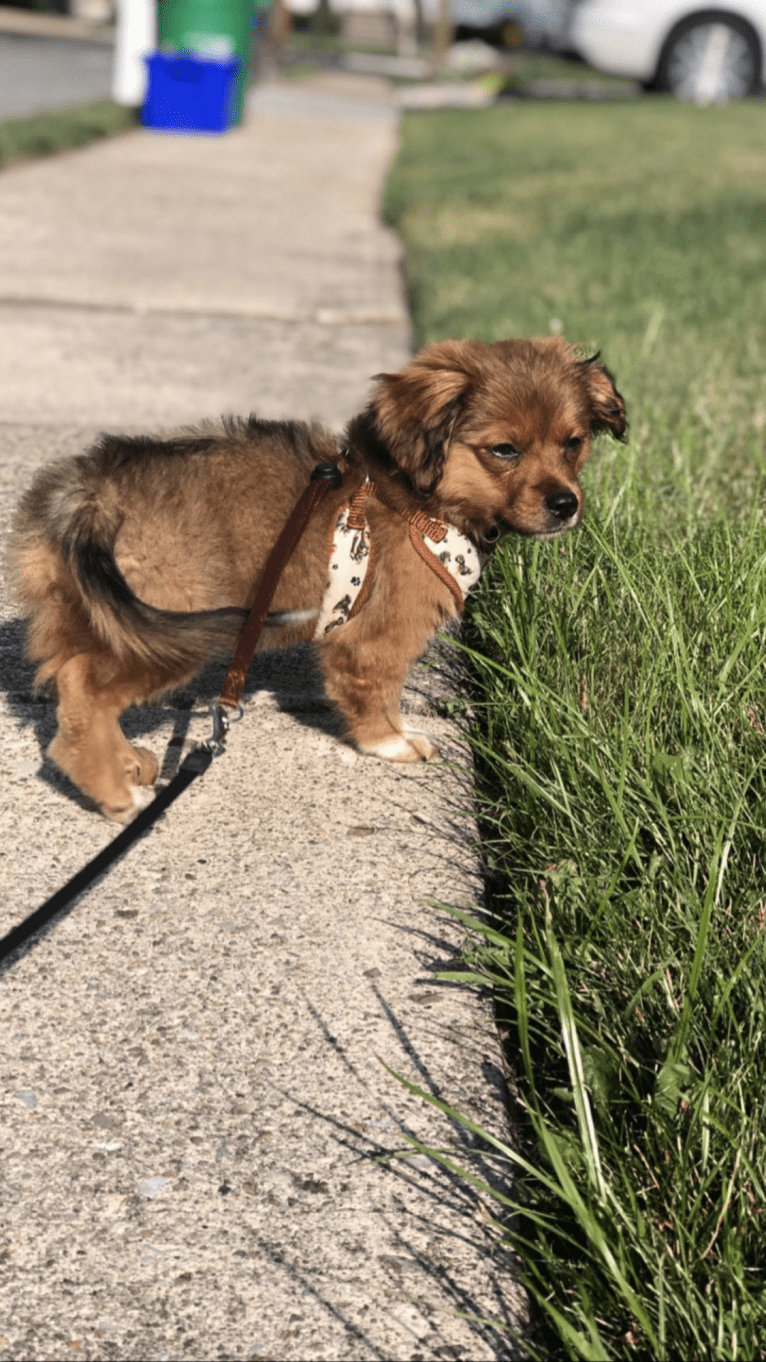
655;12;761;103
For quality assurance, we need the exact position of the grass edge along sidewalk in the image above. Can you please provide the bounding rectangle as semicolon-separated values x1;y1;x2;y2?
0;99;137;171
384;97;766;1359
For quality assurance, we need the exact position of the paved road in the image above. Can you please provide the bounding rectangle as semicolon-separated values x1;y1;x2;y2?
0;72;525;1361
0;32;113;121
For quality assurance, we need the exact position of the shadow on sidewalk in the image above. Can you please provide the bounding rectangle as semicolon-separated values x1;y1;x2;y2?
0;619;465;811
267;985;524;1359
0;619;342;807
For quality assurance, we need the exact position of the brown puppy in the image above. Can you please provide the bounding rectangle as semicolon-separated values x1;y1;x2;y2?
8;337;625;821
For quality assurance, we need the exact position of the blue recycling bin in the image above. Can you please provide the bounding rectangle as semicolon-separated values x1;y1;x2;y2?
142;51;241;134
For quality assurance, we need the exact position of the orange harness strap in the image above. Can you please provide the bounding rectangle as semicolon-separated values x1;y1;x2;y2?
346;479;465;614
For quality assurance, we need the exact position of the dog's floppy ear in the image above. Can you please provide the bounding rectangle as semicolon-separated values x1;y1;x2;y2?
371;343;473;492
579;352;627;441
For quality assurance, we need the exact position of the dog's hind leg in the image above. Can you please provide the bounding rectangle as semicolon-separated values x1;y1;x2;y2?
47;654;158;822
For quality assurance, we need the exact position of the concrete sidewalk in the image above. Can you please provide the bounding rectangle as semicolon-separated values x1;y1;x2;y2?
0;74;526;1361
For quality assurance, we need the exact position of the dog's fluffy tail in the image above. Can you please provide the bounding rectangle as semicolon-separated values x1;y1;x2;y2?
67;522;246;670
10;456;247;678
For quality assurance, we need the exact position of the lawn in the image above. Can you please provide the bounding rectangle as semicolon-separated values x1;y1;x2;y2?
385;97;766;1358
0;100;137;171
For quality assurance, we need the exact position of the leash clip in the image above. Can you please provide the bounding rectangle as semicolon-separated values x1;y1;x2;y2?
204;702;243;756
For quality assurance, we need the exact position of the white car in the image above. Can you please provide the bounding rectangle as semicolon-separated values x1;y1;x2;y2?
561;2;766;101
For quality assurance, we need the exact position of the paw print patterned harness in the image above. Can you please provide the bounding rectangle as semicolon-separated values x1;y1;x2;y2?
314;479;487;638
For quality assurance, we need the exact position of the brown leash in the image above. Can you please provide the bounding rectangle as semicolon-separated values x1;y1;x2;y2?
210;459;343;748
0;460;343;967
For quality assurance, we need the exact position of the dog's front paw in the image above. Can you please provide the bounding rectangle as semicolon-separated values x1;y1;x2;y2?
360;731;439;763
101;783;155;824
403;728;439;761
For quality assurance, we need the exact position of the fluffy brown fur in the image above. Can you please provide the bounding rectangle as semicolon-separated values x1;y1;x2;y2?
7;337;625;821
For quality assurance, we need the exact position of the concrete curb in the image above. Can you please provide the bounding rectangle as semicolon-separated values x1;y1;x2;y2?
0;72;526;1360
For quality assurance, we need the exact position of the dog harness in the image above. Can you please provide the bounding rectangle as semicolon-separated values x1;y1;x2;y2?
314;480;487;639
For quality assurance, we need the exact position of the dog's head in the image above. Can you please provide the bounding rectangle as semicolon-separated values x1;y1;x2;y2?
362;337;626;542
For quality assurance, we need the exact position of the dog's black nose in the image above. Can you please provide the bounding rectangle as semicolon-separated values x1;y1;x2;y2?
545;490;579;521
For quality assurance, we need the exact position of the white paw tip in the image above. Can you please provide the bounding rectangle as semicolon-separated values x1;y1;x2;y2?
361;734;420;762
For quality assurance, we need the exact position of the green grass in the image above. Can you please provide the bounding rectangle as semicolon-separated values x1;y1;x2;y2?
385;99;766;1357
497;50;639;91
0;99;138;171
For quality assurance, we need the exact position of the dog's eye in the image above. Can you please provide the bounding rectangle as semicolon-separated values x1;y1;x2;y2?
489;443;521;460
565;436;583;454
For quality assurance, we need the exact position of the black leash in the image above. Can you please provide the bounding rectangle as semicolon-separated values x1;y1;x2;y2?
0;461;343;968
0;746;212;965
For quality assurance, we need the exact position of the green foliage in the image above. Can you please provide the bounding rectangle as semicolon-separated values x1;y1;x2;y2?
0;100;138;171
386;98;766;1356
461;500;766;1355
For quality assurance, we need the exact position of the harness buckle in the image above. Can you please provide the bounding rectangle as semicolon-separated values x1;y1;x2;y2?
311;461;343;488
